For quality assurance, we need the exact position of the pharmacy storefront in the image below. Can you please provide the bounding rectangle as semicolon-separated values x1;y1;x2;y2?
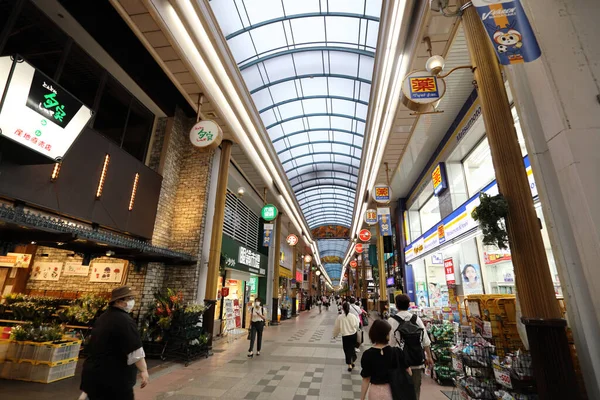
402;93;561;312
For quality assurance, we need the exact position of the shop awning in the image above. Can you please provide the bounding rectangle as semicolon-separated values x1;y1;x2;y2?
279;267;293;279
0;203;196;265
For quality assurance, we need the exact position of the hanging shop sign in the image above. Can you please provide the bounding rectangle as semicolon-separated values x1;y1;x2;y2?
432;163;448;196
263;224;273;247
0;253;32;268
349;260;358;268
296;271;303;282
189;119;223;150
304;254;312;263
377;207;392;237
286;234;298;246
221;235;267;276
472;0;541;65
248;276;258;295
365;209;378;225
355;243;364;254
261;204;278;221
444;258;456;285
386;277;395;287
359;229;372;242
0;56;93;161
372;184;392;203
62;262;90;277
400;70;447;113
405;155;537;263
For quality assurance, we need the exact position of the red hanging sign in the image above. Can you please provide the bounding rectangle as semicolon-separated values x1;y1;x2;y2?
350;260;358;268
355;243;364;253
359;229;372;242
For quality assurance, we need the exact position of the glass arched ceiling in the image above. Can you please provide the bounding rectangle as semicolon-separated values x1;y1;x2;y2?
210;0;382;246
318;239;347;280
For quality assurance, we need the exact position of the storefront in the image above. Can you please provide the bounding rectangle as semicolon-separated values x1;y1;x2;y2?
217;235;267;334
402;93;561;315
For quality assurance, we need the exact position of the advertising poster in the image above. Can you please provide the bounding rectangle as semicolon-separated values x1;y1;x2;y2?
233;299;241;328
224;299;235;330
472;0;541;65
415;282;428;307
461;263;484;295
0;253;32;268
30;262;62;281
62;262;90;277
90;262;127;283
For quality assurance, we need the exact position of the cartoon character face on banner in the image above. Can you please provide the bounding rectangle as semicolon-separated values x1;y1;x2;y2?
485;20;524;62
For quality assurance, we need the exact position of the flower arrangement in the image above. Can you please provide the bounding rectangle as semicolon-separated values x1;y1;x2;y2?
57;294;108;325
10;323;64;342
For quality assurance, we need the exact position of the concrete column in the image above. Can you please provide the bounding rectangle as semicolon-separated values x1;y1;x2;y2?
458;1;579;397
203;140;232;349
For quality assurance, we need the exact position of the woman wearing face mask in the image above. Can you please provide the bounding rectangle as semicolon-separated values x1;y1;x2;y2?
248;297;266;358
80;286;149;400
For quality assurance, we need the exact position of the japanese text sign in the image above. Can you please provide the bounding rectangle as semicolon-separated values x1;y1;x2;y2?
0;57;92;161
261;204;278;221
189;120;223;149
263;224;273;247
409;76;440;99
373;184;392;203
359;229;372;242
365;209;377;225
377;207;392;237
444;258;456;285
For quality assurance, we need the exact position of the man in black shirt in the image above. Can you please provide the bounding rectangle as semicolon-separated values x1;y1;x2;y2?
80;286;149;399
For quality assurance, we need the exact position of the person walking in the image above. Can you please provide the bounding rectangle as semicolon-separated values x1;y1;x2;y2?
332;302;360;371
80;286;149;400
388;294;433;400
248;298;266;358
360;319;415;400
317;297;322;313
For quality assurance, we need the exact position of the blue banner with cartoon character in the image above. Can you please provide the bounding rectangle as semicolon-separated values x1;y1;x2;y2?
473;0;541;65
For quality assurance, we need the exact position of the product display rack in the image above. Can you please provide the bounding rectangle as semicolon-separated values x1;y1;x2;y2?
428;320;459;386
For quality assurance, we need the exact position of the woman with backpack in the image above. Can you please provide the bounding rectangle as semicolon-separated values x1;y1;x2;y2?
332;302;360;371
360;319;415;400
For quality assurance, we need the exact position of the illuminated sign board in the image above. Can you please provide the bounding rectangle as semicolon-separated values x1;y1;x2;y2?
432;163;448;196
0;56;93;161
373;184;392;203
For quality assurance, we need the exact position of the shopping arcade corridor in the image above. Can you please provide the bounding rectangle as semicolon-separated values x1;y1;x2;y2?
126;305;448;400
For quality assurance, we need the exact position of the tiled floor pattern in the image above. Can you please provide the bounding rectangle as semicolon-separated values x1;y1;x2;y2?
0;303;450;399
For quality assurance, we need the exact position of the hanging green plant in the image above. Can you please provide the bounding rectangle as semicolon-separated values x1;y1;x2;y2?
471;192;510;249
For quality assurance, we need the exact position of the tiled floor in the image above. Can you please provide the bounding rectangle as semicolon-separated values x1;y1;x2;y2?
0;305;451;399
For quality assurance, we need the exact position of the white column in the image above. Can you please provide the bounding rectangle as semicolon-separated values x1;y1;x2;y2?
505;1;600;396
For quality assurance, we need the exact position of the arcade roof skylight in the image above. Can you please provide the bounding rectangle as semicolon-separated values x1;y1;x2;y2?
210;0;382;267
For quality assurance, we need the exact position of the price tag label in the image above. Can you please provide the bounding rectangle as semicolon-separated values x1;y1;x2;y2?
452;356;463;372
494;365;513;389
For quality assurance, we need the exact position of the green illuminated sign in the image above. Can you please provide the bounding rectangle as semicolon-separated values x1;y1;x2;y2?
261;204;278;221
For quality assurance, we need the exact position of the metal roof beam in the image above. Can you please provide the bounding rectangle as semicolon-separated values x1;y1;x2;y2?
272;127;364;144
266;113;366;131
250;73;371;95
226;12;379;40
292;177;356;192
240;47;375;71
260;96;368;114
277;140;362;155
282;152;361;166
286;163;358;175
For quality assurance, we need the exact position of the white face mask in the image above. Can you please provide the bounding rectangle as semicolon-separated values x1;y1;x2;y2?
124;299;135;312
255;301;261;307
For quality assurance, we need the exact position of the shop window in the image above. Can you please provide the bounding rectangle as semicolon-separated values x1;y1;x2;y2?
122;99;154;162
57;43;104;109
93;76;132;146
407;210;421;243
463;137;495;197
1;1;70;78
419;195;441;233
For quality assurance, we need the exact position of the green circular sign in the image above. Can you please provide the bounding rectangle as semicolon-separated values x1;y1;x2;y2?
261;204;278;221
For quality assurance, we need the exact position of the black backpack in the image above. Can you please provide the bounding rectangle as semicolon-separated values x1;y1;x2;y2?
392;314;425;367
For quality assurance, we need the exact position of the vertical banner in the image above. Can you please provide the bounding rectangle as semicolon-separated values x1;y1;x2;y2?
263;224;273;247
444;258;456;285
473;0;541;65
377;207;392;236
